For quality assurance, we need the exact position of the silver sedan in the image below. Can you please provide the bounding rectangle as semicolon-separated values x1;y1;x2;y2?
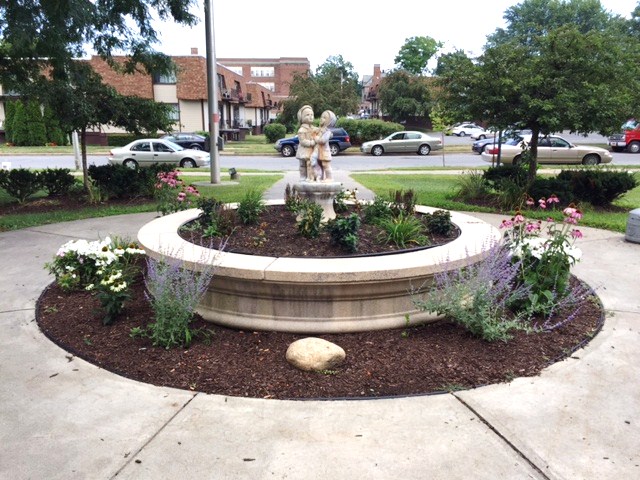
360;131;443;156
108;139;210;169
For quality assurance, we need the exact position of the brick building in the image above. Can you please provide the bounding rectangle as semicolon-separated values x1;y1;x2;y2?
217;57;311;105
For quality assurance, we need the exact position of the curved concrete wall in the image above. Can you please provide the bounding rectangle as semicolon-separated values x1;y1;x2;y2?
138;201;501;333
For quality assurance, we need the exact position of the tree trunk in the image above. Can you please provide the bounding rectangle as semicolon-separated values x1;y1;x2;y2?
81;128;89;190
527;126;540;186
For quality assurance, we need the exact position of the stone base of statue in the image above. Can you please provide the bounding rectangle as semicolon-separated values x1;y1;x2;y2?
295;181;343;222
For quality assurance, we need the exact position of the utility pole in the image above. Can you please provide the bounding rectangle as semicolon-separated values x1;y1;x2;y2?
205;0;220;184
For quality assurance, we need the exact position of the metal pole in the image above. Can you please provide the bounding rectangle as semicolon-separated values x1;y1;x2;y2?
205;0;220;183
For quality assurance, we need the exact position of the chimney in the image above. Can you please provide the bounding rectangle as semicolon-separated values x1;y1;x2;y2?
191;47;198;55
373;64;381;79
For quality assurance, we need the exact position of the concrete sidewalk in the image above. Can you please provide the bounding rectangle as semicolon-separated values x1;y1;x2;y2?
1;173;639;479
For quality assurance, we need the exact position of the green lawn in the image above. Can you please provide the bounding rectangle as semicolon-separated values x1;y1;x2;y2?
352;173;640;233
0;173;283;231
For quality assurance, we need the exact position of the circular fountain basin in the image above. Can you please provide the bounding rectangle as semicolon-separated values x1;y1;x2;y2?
138;201;500;333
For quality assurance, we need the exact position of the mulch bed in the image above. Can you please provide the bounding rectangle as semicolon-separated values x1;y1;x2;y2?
29;198;604;400
37;273;604;400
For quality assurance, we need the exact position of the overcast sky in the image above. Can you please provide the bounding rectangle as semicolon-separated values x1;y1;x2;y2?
155;0;639;78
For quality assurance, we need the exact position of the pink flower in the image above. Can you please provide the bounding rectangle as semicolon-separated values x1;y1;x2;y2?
538;198;547;209
547;194;560;204
563;206;577;217
513;212;525;224
500;219;513;229
525;222;541;233
571;229;583;239
526;196;535;206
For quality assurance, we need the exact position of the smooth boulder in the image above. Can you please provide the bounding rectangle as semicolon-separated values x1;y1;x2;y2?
286;337;346;372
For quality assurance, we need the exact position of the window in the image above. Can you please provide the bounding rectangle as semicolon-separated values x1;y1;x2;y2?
131;142;151;152
152;72;177;84
167;104;180;122
251;66;274;77
258;82;275;92
153;142;173;152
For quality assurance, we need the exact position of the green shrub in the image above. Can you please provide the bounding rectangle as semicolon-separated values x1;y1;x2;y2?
0;168;42;203
107;133;142;147
197;197;236;236
455;170;489;202
40;168;76;196
26;100;47;146
296;200;324;238
557;169;639;206
484;164;528;191
527;177;573;206
423;209;453;235
237;189;265;224
363;196;393;225
11;101;29;146
336;118;403;146
4;100;16;143
389;189;416;216
264;123;287;143
88;164;150;199
378;213;429;248
327;213;361;253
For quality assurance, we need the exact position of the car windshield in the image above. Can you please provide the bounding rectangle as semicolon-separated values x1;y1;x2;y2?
504;137;523;146
164;140;184;151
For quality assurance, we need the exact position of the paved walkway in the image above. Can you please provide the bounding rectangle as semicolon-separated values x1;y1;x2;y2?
1;173;639;479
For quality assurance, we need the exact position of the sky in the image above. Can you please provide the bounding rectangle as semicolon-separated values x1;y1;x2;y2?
155;0;639;79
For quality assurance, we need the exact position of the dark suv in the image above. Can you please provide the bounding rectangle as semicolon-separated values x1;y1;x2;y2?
274;127;351;157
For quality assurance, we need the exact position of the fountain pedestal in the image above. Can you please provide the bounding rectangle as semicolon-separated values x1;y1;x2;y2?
295;181;343;222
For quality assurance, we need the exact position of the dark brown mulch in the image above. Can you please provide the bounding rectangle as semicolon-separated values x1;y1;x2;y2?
37;274;604;400
29;197;604;400
178;204;459;258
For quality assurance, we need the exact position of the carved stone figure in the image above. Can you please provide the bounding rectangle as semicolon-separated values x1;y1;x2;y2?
295;105;316;181
311;110;337;182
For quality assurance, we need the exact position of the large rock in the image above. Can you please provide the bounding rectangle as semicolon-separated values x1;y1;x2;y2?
285;337;346;372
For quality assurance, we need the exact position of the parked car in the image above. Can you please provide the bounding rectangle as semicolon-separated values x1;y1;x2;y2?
471;130;532;154
108;139;210;169
360;131;443;156
448;123;486;137
274;127;351;157
444;121;474;135
480;135;613;165
160;132;208;151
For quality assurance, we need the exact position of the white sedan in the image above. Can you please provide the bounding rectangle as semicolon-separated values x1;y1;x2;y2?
481;135;613;165
449;123;486;137
360;131;443;156
108;139;210;169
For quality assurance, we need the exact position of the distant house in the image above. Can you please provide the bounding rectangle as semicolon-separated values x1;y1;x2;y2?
0;54;281;143
87;55;277;138
361;64;385;119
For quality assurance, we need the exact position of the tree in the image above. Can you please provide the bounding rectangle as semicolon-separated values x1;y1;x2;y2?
279;56;360;129
0;0;196;87
437;0;640;183
11;101;29;146
26;100;47;146
36;62;174;187
4;100;16;143
43;104;67;146
395;36;443;75
378;70;432;124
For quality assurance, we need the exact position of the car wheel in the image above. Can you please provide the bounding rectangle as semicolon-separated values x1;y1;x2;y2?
457;131;466;137
190;144;202;150
418;144;431;156
281;145;295;157
123;159;138;169
371;145;384;156
582;154;600;166
330;143;340;156
481;144;490;153
478;134;486;140
181;159;197;168
512;155;522;166
628;141;640;154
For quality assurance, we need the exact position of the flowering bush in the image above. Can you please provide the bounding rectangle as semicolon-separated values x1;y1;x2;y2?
46;236;145;291
46;237;145;324
501;196;583;316
155;170;200;216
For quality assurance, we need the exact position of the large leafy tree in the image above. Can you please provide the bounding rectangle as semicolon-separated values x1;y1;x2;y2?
280;55;360;129
437;0;640;182
0;0;196;85
33;62;174;186
395;36;442;75
378;70;432;124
